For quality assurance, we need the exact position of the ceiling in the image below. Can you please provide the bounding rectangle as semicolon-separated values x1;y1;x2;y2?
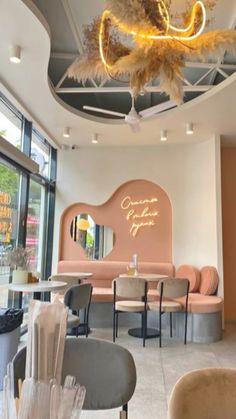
0;0;236;147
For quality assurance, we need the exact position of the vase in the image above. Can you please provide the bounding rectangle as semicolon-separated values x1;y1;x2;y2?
12;269;28;284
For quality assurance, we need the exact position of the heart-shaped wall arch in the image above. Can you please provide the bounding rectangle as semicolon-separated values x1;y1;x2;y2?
59;179;172;263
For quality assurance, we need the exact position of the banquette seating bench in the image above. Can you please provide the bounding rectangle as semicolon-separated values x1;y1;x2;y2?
149;264;223;343
57;261;223;343
58;260;174;300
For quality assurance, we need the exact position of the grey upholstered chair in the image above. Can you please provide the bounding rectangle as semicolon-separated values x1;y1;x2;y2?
168;368;236;419
13;337;137;418
49;274;81;295
112;276;148;347
64;283;93;337
149;278;189;347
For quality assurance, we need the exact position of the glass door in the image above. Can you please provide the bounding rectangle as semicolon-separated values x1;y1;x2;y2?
26;179;46;274
0;158;21;307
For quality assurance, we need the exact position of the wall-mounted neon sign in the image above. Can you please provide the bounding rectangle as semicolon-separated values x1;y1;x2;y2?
121;195;159;237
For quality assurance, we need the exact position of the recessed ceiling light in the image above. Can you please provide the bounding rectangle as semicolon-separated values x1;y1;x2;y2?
160;130;167;142
186;122;194;135
92;133;98;144
63;127;70;138
9;45;21;64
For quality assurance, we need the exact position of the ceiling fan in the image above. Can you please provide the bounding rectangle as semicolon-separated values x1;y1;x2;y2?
83;94;176;133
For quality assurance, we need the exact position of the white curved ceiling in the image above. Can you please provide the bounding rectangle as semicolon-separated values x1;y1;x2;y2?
0;0;236;148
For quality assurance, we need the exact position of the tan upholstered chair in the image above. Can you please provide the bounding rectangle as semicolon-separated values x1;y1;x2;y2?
112;276;148;347
168;368;236;419
149;278;189;347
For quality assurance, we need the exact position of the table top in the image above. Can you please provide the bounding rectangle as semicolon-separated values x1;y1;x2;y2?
119;273;168;282
55;272;93;279
8;281;68;293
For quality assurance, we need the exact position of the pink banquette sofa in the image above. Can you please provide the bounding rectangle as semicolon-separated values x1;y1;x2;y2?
58;260;223;314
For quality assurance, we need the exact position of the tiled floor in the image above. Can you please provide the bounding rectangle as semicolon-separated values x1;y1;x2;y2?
1;324;236;419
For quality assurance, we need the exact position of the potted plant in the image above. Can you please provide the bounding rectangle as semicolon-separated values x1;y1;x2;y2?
7;246;30;284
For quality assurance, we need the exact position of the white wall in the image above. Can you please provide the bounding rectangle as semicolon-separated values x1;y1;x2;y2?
53;136;223;287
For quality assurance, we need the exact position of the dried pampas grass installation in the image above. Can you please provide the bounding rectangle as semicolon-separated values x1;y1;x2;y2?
67;0;236;103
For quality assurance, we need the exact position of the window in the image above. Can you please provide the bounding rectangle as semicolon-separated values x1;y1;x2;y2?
0;159;21;307
31;129;50;178
26;179;46;273
0;95;22;149
0;92;57;313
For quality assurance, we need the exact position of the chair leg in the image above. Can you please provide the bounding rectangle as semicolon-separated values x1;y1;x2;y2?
142;311;147;348
120;403;128;418
184;310;188;345
159;311;162;348
113;308;116;342
170;312;173;338
116;312;119;338
86;308;90;338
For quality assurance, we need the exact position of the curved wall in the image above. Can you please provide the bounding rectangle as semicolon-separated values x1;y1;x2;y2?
59;179;172;263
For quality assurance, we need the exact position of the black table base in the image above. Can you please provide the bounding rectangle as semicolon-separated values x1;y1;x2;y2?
128;327;160;339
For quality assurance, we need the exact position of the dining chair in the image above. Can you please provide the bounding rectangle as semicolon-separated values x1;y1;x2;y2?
112;276;148;347
168;368;236;419
49;274;81;295
64;283;93;337
149;278;189;347
13;337;137;418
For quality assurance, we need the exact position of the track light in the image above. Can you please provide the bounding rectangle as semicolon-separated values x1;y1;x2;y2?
63;127;70;138
92;133;98;144
160;130;167;142
186;123;194;135
9;45;21;64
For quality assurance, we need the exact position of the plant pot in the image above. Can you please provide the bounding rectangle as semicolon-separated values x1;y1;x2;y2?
12;269;28;284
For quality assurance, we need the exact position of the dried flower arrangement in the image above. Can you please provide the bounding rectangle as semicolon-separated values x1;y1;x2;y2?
7;246;30;270
68;0;236;103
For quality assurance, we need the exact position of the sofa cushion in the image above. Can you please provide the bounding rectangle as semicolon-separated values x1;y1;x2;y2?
200;266;219;296
175;293;223;314
175;265;201;292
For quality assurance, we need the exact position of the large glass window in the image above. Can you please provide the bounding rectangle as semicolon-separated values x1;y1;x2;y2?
0;92;56;315
0;159;21;307
26;179;46;273
0;95;22;149
31;130;50;178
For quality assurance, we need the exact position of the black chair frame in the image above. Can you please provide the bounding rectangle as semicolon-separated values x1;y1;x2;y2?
113;280;148;347
159;279;190;348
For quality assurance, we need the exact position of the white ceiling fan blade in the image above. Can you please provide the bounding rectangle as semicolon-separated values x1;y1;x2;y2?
127;121;141;133
139;100;176;118
83;105;126;118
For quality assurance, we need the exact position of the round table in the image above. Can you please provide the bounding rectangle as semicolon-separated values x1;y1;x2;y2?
8;281;67;308
119;273;169;339
119;273;168;281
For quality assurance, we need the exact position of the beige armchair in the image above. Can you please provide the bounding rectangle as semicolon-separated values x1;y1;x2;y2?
149;278;189;347
112;276;148;347
168;368;236;419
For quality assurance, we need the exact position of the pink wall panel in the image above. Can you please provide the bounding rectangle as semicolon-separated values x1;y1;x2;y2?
59;179;172;263
221;148;236;321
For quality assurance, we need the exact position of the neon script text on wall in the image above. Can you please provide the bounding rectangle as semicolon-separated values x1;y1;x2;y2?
121;195;159;237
